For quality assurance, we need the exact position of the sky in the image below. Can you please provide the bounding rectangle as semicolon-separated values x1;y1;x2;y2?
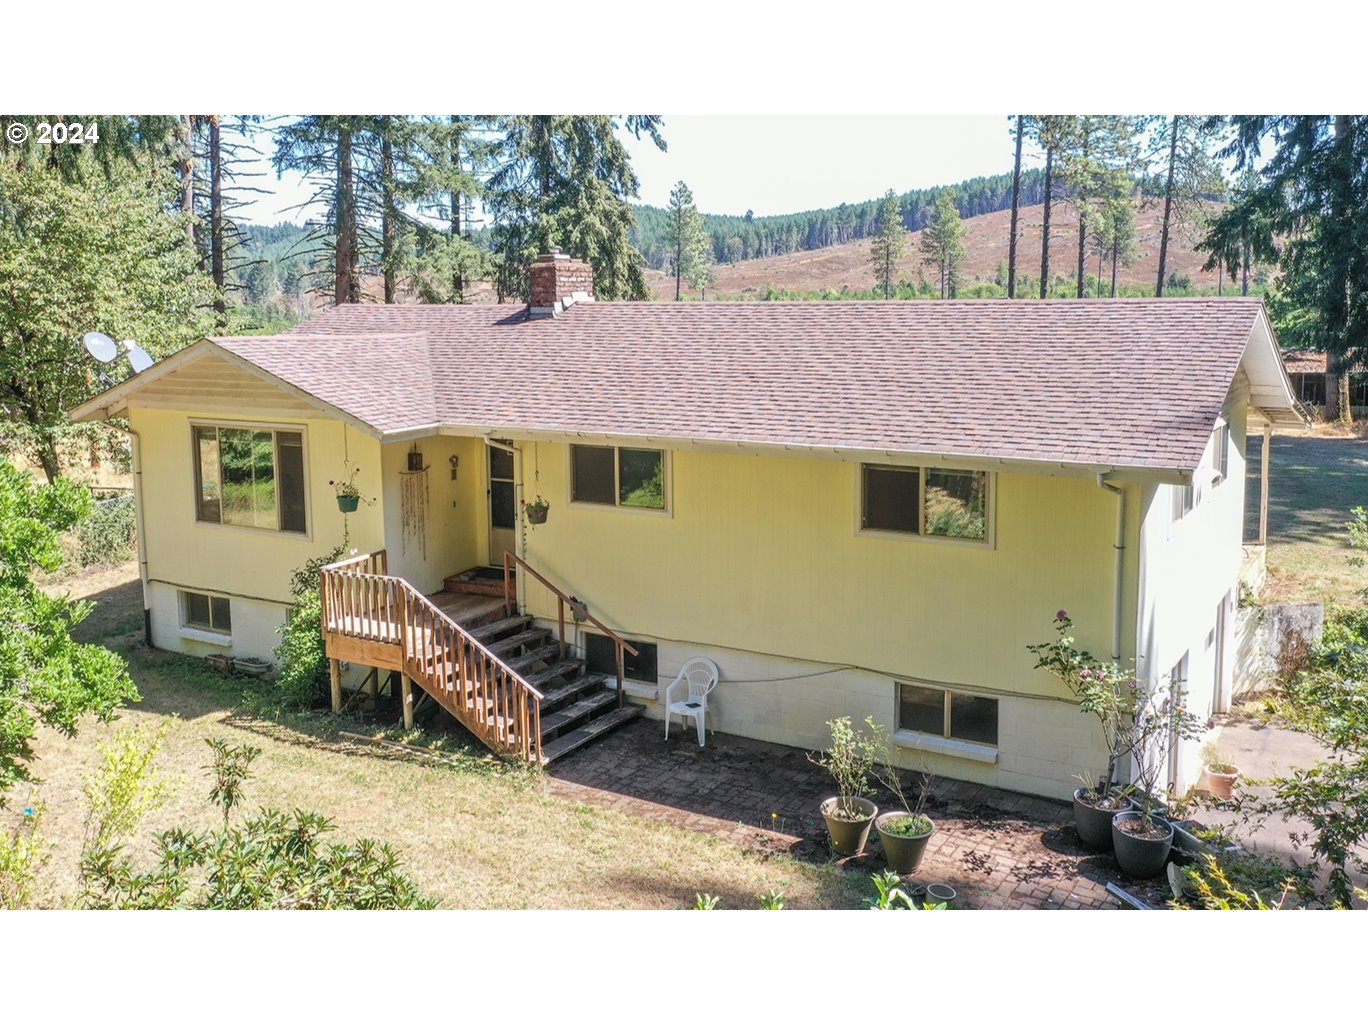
233;116;1041;225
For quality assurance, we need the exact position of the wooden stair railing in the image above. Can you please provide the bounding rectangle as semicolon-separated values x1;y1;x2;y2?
321;551;545;762
503;551;638;709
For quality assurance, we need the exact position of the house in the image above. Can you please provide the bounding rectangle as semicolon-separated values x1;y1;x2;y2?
1281;348;1368;418
71;250;1302;800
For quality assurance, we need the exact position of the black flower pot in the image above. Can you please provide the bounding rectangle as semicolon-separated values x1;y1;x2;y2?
526;506;548;525
1072;788;1130;850
1111;811;1174;879
336;494;360;513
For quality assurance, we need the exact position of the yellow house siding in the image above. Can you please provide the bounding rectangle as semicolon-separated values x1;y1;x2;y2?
131;406;383;654
518;443;1125;698
380;435;486;594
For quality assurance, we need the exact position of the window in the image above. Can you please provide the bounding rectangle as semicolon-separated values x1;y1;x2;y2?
1296;373;1326;406
182;590;231;634
1351;372;1368;408
570;445;666;510
194;425;306;533
585;633;658;683
861;464;988;541
897;682;998;746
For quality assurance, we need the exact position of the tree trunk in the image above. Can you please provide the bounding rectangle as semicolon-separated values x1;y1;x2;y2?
36;437;61;484
1339;372;1354;424
1040;148;1053;298
1242;239;1251;296
180;115;196;249
335;127;357;305
1156;116;1179;298
1111;241;1119;297
1008;115;1024;299
382;131;396;304
450;118;465;304
1076;206;1088;298
209;116;226;330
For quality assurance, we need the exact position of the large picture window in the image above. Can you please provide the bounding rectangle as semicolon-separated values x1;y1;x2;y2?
861;464;988;540
571;445;666;510
194;425;307;533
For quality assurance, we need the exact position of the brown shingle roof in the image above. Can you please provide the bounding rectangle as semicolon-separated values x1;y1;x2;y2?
213;298;1269;473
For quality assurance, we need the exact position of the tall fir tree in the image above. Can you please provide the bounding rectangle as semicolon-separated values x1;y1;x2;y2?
920;189;967;299
1204;116;1368;419
1008;115;1025;298
488;115;665;302
869;189;906;299
665;180;708;301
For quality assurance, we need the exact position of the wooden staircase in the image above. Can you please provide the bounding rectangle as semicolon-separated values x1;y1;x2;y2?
321;551;640;764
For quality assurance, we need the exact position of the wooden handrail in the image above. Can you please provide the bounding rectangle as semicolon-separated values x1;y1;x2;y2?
503;551;637;709
320;550;543;762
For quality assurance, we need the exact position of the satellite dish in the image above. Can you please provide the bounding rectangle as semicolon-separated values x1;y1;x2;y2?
83;332;118;363
123;340;154;374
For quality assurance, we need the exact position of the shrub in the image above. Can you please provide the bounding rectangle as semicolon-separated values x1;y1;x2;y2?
0;802;47;909
73;494;137;567
81;737;434;909
273;548;343;708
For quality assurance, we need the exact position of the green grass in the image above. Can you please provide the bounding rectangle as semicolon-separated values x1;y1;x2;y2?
21;563;867;910
1247;428;1368;606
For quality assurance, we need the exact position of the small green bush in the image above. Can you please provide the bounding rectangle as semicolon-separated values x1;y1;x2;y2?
273;548;342;708
74;494;137;567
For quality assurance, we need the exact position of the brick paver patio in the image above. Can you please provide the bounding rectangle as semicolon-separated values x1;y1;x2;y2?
547;720;1151;909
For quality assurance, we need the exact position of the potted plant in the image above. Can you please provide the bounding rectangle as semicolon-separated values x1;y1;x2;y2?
872;739;936;876
811;716;880;856
1201;737;1239;799
234;656;272;678
1111;680;1204;878
522;495;550;526
330;466;368;513
1029;611;1139;850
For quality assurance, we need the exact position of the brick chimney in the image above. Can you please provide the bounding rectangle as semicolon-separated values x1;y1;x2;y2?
528;247;594;318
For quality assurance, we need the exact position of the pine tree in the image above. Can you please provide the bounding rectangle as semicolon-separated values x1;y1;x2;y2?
488;115;665;302
1152;116;1223;297
1203;117;1367;415
665;180;708;301
1008;115;1025;298
869;189;906;299
920;189;967;299
1054;116;1147;298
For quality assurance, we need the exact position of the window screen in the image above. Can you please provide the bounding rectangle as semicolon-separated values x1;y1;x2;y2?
863;465;920;533
571;445;617;505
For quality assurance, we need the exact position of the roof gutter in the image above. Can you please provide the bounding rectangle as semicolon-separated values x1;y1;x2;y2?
1096;474;1126;662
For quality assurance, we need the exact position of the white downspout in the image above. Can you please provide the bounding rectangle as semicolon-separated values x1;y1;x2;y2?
1096;474;1125;662
126;426;152;647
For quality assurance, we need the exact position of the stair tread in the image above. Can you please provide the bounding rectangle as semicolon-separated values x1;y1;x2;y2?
541;706;643;764
540;690;618;737
523;659;586;690
468;615;533;641
539;672;609;711
486;627;553;657
507;642;564;674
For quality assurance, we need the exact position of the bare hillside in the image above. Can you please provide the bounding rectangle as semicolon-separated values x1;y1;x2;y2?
648;201;1231;299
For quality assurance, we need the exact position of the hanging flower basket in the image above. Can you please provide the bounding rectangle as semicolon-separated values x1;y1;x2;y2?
336;494;360;513
523;496;550;525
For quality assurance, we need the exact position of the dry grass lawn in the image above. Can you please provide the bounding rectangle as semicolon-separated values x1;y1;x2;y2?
17;563;865;910
1247;427;1368;606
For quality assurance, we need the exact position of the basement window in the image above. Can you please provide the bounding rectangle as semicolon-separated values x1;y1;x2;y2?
571;445;666;510
861;464;989;541
585;633;658;684
897;682;998;746
182;590;232;634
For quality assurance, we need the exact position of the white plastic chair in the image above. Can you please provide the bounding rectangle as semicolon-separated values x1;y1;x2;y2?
663;657;721;747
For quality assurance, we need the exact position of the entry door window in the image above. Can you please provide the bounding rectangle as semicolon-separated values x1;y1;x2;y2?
489;445;515;532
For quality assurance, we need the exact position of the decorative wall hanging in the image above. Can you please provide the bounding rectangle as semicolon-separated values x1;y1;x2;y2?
400;464;428;560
